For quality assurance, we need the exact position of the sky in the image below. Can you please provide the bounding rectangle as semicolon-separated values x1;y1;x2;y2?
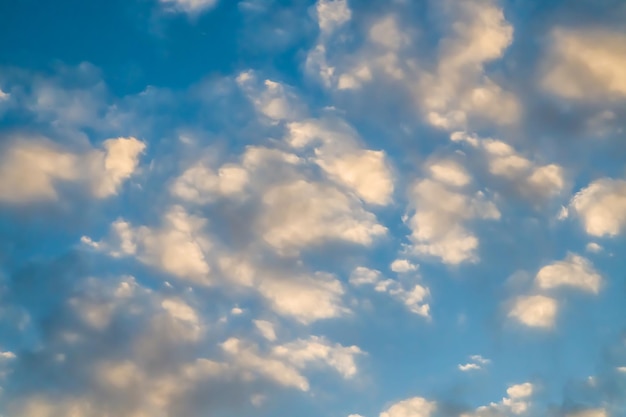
0;0;625;416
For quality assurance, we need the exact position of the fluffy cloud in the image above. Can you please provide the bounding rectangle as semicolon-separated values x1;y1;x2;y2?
458;354;490;371
570;178;626;237
349;267;430;318
286;118;395;205
256;272;347;324
415;0;520;129
170;160;249;204
508;295;558;329
0;136;145;204
407;163;500;264
535;253;602;294
380;397;436;417
541;28;626;100
462;382;534;416
259;179;387;254
451;132;566;201
83;205;212;284
315;0;351;37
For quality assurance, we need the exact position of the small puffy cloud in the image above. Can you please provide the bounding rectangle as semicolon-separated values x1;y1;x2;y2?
570;178;626;237
222;336;362;392
84;206;212;284
159;0;219;14
380;397;436;417
462;382;534;416
237;71;303;122
259;179;387;254
407;175;499;264
535;253;602;294
254;320;277;342
257;272;347;324
349;267;430;318
415;0;519;129
427;159;471;188
390;259;418;273
350;267;382;286
170;160;249;204
0;136;144;204
585;242;602;253
389;285;431;318
273;336;362;379
541;28;626;100
506;382;533;399
459;354;490;371
315;0;351;37
508;295;558;329
286;119;394;205
451;132;566;200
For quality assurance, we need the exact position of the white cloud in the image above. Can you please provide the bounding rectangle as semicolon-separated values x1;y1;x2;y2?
407;176;499;264
350;267;382;286
315;0;351;37
451;131;566;200
390;259;418;273
427;159;471;188
380;397;436;417
273;336;362;379
415;0;519;129
85;206;212;284
535;253;602;294
237;72;303;122
221;335;362;392
617;366;626;373
508;295;558;329
254;320;277;342
585;242;602;253
541;28;626;100
286;119;394;205
570;178;626;237
506;382;533;399
458;363;481;372
257;272;347;324
458;354;490;371
259;179;387;254
0;136;144;204
349;267;430;318
0;88;9;101
462;382;534;416
159;0;219;14
389;284;431;318
369;16;407;50
170;160;249;204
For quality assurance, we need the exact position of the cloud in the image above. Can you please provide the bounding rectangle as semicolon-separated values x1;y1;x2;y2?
406;159;500;264
0;136;145;204
349;267;430;318
535;253;602;294
159;0;219;14
285;118;395;206
253;320;277;342
315;0;351;37
541;28;626;100
462;382;534;416
258;179;387;254
508;295;558;329
569;178;626;237
451;132;566;201
379;397;436;417
84;205;212;284
458;354;491;371
390;259;418;273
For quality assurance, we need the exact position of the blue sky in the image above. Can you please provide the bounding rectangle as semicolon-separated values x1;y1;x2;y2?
0;0;626;416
